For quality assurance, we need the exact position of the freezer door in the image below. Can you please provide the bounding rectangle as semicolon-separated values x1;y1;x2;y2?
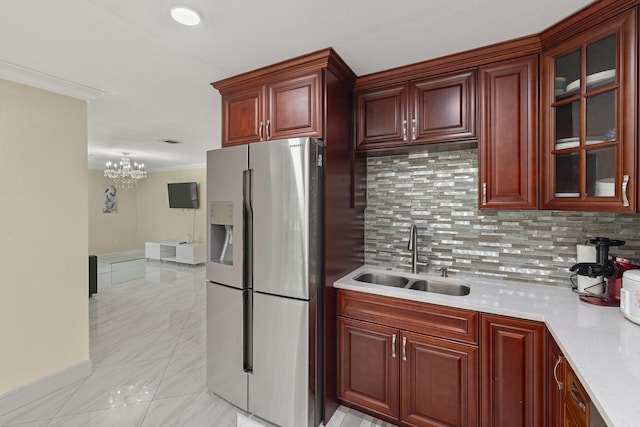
250;138;323;300
206;282;248;411
206;145;248;289
249;292;315;427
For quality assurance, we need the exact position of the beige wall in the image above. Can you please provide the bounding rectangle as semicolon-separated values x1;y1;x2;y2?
136;169;207;247
0;79;88;395
88;168;206;254
88;170;139;254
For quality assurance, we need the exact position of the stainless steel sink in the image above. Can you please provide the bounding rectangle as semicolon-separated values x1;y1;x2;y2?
353;271;470;296
353;272;409;287
408;280;470;296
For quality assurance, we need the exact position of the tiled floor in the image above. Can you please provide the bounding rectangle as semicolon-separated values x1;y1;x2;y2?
0;259;394;427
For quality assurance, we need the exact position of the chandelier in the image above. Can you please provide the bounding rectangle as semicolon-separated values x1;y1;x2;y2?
104;154;147;189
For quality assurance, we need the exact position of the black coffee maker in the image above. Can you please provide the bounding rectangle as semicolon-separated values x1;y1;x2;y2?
570;237;626;306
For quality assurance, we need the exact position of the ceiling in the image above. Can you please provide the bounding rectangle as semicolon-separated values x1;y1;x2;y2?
0;0;594;171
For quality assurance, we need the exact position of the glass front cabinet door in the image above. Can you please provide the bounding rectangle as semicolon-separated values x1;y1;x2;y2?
541;9;636;212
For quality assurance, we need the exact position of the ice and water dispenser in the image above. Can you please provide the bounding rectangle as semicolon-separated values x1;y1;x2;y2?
210;201;234;265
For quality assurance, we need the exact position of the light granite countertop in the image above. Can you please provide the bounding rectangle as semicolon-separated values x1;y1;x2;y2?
334;265;640;427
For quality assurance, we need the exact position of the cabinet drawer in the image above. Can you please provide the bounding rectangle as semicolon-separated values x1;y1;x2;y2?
565;363;590;426
337;289;478;345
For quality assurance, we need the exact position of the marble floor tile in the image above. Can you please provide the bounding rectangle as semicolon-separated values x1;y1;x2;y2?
45;403;149;427
141;392;238;427
56;359;169;416
0;381;81;426
1;261;391;427
154;352;206;400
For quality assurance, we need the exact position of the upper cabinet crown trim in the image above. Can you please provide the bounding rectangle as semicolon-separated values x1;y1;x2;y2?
212;47;356;93
540;0;638;49
354;35;542;91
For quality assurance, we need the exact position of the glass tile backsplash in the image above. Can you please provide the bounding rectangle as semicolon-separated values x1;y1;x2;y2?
365;148;640;286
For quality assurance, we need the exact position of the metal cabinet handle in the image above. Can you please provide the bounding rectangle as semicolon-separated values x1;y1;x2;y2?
482;182;487;206
622;175;630;207
402;120;407;141
402;336;407;361
553;355;563;390
259;122;264;141
571;383;587;413
391;334;396;358
411;118;416;141
266;120;271;140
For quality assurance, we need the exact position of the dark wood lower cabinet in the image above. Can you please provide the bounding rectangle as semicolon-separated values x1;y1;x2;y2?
547;332;565;427
481;314;544;427
338;316;399;420
337;290;480;427
401;331;478;427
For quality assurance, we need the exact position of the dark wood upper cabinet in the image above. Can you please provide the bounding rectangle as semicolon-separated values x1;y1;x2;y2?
219;70;321;147
221;85;264;146
266;71;322;141
213;49;356;148
481;313;544;427
412;70;476;144
356;70;476;151
355;84;408;148
478;55;538;210
540;8;637;212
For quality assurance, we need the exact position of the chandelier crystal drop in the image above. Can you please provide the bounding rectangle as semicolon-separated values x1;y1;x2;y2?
104;155;147;189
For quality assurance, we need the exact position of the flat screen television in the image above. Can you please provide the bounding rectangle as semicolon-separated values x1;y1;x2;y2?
167;182;199;209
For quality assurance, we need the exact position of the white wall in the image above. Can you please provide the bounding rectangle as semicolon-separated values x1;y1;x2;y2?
0;79;88;395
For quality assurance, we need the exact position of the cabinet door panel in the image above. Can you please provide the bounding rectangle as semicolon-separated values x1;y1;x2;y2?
356;84;408;149
222;86;264;146
481;314;544;427
479;56;538;210
267;71;322;140
338;316;400;420
540;9;637;212
401;331;478;427
412;70;476;144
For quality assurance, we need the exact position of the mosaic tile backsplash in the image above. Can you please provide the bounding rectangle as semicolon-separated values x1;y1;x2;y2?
365;148;640;287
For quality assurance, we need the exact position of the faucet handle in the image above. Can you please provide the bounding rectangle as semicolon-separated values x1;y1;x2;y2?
438;267;448;277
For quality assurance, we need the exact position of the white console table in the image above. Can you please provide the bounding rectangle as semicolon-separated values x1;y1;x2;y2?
145;241;206;266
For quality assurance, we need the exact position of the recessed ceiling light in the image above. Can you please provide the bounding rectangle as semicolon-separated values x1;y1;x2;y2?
170;6;202;26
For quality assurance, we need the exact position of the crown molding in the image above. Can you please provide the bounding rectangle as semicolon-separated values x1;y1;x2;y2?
0;60;105;101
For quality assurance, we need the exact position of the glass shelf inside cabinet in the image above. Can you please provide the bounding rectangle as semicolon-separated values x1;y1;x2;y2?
555;50;580;101
555;101;580;150
586;147;616;197
586;90;616;145
586;35;617;93
555;152;580;197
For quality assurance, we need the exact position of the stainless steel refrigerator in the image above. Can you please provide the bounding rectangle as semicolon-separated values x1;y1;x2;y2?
206;138;323;427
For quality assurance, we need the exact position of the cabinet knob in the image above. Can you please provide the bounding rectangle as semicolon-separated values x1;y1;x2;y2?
259;121;264;141
402;120;407;142
266;120;271;141
411;118;416;141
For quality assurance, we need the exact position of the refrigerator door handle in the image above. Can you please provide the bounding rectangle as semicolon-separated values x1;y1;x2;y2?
242;169;254;290
242;169;254;373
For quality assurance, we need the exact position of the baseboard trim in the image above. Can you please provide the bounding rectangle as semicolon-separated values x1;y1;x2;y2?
0;359;92;416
